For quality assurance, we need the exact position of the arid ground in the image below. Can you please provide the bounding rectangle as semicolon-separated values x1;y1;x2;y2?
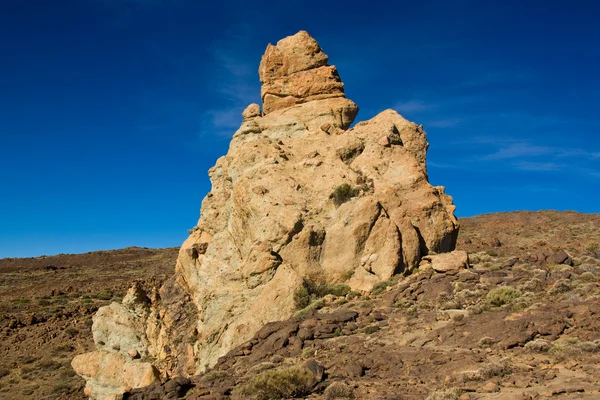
1;211;599;399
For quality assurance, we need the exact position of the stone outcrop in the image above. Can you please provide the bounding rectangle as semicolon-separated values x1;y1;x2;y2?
73;30;459;399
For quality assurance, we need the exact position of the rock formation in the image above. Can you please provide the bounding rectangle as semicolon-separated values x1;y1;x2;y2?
72;30;459;399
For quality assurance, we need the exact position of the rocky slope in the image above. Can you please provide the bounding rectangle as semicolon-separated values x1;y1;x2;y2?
124;211;600;400
0;247;177;400
0;212;598;399
71;30;460;399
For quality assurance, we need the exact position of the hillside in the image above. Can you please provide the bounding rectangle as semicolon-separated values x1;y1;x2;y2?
0;211;598;399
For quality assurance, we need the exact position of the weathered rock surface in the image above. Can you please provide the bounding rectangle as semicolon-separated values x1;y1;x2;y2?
421;250;469;272
73;30;458;398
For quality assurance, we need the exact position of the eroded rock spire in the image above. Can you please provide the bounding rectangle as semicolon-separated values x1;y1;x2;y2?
72;30;459;400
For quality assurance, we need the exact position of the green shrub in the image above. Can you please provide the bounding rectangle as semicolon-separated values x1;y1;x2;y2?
363;325;380;334
237;365;314;399
372;278;397;295
486;286;521;307
330;184;359;207
293;279;350;310
486;249;499;257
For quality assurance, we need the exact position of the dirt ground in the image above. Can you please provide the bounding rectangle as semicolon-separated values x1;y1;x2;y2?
1;211;599;399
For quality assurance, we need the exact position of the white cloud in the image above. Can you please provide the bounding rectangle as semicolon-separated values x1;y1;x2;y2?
481;142;552;160
394;100;434;114
513;161;564;171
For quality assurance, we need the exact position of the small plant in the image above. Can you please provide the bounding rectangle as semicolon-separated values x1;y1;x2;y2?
524;339;551;353
293;279;350;310
324;381;354;399
65;328;78;337
460;360;512;382
549;337;600;359
237;365;315;399
330;184;359;207
371;278;397;295
486;249;499;257
363;324;380;334
478;336;495;348
426;388;464;400
486;286;521;307
585;242;599;258
548;279;572;294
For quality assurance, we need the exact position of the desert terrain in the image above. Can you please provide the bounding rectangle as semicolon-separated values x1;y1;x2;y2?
1;211;598;399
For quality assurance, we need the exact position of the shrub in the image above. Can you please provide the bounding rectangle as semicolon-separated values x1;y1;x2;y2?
586;242;599;258
65;328;78;337
548;279;571;294
426;388;464;400
460;360;512;382
294;279;350;310
330;184;359;207
486;286;521;307
524;339;551;353
549;337;600;359
324;381;354;399
237;365;314;399
372;277;398;295
486;249;498;257
363;325;380;334
478;336;495;348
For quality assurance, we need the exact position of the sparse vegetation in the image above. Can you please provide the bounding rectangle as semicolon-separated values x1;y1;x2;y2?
549;337;600;359
293;279;351;310
426;388;464;400
324;381;354;399
330;184;359;206
371;278;397;295
460;360;512;382
486;286;521;307
236;365;315;400
585;242;599;258
524;339;551;353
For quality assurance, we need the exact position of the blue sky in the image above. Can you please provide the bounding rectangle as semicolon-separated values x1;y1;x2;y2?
0;0;598;258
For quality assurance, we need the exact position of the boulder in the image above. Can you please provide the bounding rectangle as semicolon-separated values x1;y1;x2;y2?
73;30;459;399
421;250;469;273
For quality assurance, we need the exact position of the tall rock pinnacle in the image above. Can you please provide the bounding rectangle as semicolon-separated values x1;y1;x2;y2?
259;30;348;114
72;31;459;399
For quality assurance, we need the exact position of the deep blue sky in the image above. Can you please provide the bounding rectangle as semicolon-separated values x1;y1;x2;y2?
1;0;598;258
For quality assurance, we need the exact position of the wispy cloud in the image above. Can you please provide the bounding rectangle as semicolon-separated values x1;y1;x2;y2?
197;25;261;139
480;141;600;162
394;100;434;114
426;118;463;128
482;142;553;160
513;161;564;171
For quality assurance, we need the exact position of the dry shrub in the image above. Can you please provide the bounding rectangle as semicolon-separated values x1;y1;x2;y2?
237;365;314;400
524;339;551;353
324;381;354;399
426;388;464;400
548;279;571;294
460;360;512;382
549;337;600;359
